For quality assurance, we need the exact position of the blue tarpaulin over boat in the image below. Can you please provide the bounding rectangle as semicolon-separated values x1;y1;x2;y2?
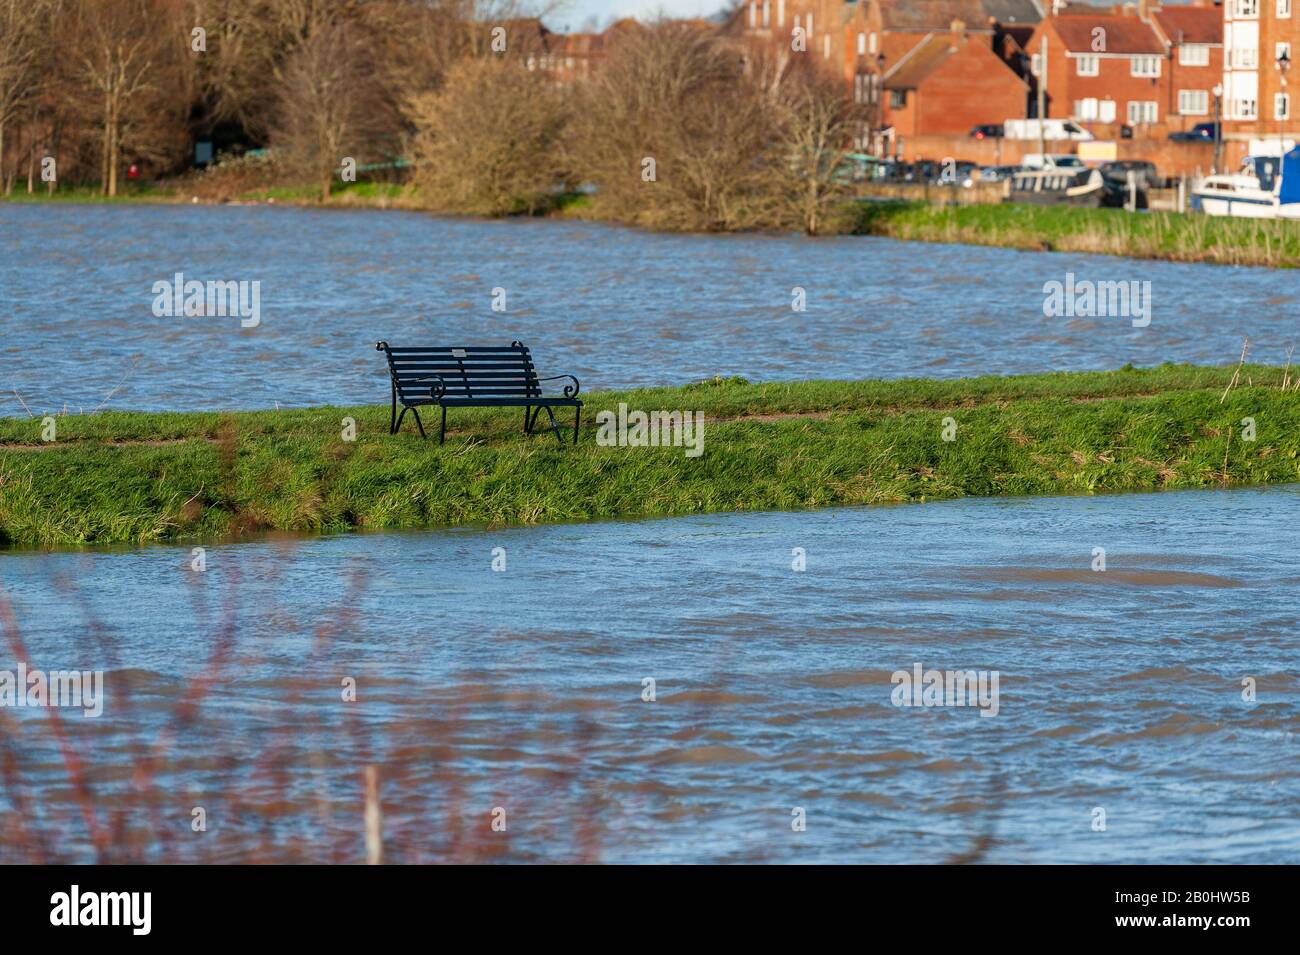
1279;147;1300;205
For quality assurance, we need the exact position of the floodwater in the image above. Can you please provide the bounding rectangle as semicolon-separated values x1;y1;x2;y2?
2;203;1298;413
2;486;1297;863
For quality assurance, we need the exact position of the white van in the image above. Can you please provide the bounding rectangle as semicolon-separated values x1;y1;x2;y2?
1003;119;1095;142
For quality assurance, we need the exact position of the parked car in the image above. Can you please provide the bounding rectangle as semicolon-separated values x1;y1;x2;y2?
1169;122;1220;143
900;160;940;183
1100;160;1159;189
935;161;979;187
969;124;1004;140
977;164;1021;183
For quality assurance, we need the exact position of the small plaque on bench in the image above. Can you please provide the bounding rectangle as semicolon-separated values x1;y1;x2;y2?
451;348;466;358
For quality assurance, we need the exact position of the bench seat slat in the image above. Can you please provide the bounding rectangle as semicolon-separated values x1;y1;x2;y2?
411;397;582;407
389;358;537;365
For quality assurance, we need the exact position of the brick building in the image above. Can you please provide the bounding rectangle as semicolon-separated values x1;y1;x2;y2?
1221;0;1299;157
1151;3;1225;134
881;21;1031;137
1024;7;1169;128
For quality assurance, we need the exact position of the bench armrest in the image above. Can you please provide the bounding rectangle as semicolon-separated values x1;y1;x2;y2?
538;374;581;398
395;373;446;400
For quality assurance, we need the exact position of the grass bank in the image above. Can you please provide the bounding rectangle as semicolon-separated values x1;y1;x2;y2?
2;365;1298;548
852;200;1300;268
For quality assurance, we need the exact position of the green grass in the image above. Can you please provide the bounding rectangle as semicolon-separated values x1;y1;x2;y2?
2;365;1298;548
0;182;168;203
853;200;1300;267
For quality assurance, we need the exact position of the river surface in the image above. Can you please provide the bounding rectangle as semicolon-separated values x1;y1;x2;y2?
1;486;1297;863
2;203;1298;413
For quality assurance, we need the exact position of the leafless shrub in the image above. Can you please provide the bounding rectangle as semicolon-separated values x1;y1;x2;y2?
570;21;781;232
406;57;572;215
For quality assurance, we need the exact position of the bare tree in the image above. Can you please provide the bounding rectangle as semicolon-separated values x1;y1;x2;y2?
186;0;346;141
0;0;59;193
271;18;386;200
571;21;781;232
770;63;865;235
66;0;189;195
407;57;571;215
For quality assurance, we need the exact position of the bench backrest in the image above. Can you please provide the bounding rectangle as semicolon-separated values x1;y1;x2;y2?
377;341;541;400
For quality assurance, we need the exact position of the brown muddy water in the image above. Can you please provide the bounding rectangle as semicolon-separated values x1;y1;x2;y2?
1;486;1297;863
2;203;1300;413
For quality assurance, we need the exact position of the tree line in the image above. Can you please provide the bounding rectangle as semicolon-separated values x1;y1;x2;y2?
0;0;866;233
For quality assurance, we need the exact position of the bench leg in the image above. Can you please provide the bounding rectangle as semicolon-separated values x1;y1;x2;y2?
523;405;530;433
439;406;447;444
526;406;541;435
573;406;580;445
389;382;397;434
394;406;408;435
411;407;427;440
541;405;564;444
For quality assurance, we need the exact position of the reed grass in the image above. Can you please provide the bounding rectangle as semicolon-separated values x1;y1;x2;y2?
851;201;1300;267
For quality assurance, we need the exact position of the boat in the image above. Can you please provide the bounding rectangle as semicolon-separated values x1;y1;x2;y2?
1006;155;1107;207
1190;148;1300;219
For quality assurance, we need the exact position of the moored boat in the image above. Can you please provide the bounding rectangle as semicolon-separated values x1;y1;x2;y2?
1006;155;1106;207
1190;148;1300;219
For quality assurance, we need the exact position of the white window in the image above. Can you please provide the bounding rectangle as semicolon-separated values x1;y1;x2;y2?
1030;53;1042;76
1076;55;1099;76
1099;99;1117;122
1131;56;1162;77
1074;97;1099;119
1233;97;1258;119
869;32;878;54
1277;42;1292;64
807;12;813;35
748;1;756;28
1232;47;1259;68
1179;44;1210;66
857;32;866;56
823;34;830;58
1127;100;1159;123
1276;92;1291;118
762;0;770;27
1179;89;1210;114
1237;0;1259;16
1280;0;1293;17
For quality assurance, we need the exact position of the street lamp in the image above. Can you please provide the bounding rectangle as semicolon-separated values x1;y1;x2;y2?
1277;50;1291;160
874;52;887;158
1212;82;1223;174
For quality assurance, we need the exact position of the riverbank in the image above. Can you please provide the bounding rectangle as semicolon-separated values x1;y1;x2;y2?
7;181;1300;267
2;365;1297;548
852;201;1300;268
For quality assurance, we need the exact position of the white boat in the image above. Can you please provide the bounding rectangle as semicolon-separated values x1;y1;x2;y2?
1006;155;1107;207
1191;149;1300;219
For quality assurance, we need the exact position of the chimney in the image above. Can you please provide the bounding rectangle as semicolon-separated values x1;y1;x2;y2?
950;18;966;48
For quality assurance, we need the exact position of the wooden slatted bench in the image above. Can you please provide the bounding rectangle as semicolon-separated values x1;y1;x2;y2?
375;340;582;444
